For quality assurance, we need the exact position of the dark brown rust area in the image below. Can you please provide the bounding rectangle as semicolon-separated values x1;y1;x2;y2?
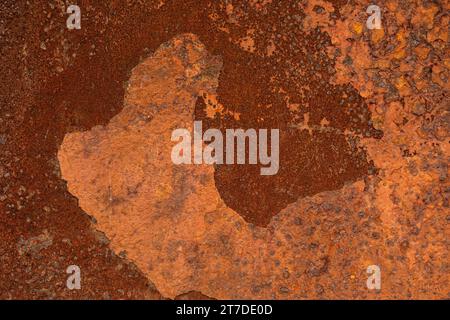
195;11;382;226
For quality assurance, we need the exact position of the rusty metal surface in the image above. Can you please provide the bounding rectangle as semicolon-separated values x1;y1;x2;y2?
0;0;448;299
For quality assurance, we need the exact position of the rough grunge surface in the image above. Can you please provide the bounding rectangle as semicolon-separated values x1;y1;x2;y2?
1;0;449;299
